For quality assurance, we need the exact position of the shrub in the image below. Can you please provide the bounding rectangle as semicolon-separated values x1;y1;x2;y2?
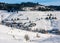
36;33;40;38
24;34;29;41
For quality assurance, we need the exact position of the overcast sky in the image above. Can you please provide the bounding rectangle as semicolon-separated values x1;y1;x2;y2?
0;0;60;5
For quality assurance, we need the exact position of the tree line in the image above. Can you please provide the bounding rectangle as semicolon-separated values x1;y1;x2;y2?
0;2;60;11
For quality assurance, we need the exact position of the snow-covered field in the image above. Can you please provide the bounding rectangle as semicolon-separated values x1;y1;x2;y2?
0;11;60;30
0;25;60;43
0;10;60;43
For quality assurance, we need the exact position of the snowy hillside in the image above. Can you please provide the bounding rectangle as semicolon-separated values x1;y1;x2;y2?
0;10;11;22
0;11;60;43
0;25;60;43
5;11;60;30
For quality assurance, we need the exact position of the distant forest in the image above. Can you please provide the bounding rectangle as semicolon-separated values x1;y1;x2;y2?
0;2;60;11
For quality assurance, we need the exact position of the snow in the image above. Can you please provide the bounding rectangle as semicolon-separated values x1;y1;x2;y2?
0;24;60;43
0;10;11;22
4;11;60;30
0;10;60;43
32;19;52;30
